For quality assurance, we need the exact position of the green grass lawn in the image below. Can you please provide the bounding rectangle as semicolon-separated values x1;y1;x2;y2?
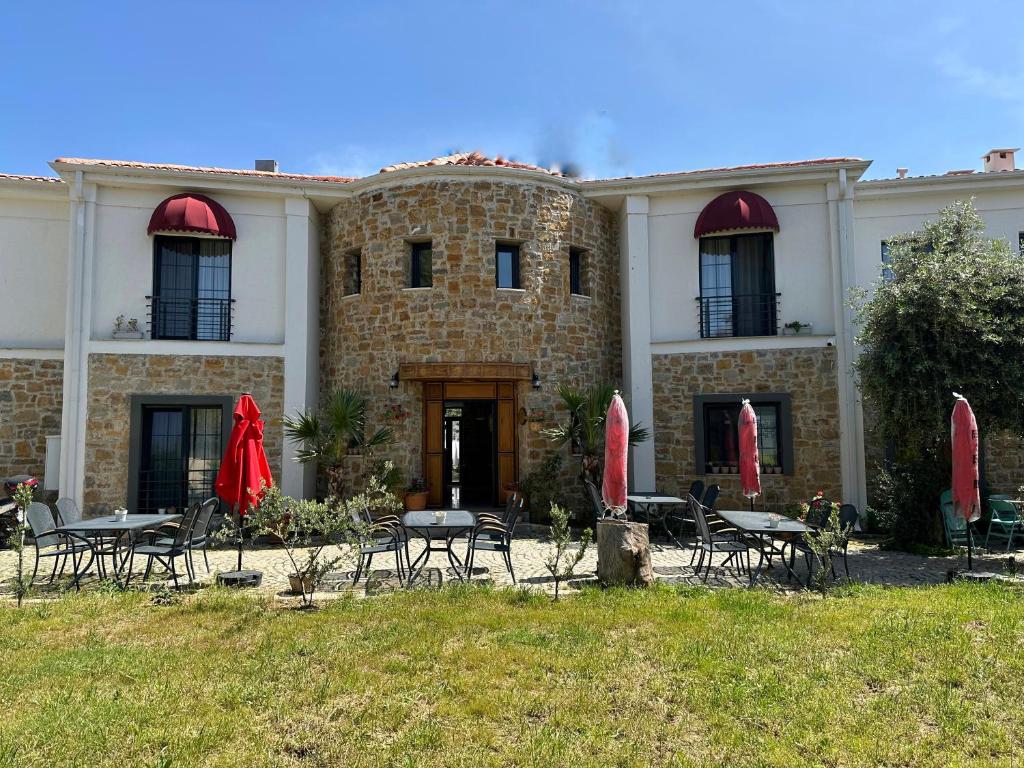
2;583;1024;767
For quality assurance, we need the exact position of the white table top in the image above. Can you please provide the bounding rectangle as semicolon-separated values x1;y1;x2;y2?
627;494;685;505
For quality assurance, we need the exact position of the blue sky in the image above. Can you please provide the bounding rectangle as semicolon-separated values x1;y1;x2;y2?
2;1;1023;180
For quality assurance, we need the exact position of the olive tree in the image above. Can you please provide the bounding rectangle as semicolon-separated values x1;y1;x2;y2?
854;199;1024;545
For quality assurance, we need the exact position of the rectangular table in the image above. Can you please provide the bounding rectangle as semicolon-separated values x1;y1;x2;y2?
56;513;182;587
715;510;809;587
627;494;686;544
402;510;476;585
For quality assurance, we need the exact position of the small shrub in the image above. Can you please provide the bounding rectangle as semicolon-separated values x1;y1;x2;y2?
522;452;566;525
544;503;592;600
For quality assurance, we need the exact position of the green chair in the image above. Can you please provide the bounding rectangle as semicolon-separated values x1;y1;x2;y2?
941;489;977;550
984;496;1022;552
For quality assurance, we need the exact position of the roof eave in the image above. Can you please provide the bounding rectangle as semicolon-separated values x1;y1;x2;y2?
857;169;1024;197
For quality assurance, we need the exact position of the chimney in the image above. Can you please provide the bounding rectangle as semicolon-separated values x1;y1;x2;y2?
981;148;1018;173
897;167;908;179
255;159;279;173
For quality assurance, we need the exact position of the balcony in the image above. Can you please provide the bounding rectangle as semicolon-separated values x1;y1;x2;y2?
696;292;780;339
146;296;235;341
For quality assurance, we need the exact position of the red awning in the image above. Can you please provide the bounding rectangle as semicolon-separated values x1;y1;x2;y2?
147;193;236;239
694;190;779;238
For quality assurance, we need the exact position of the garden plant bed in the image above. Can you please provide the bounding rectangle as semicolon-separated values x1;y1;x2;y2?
2;583;1023;767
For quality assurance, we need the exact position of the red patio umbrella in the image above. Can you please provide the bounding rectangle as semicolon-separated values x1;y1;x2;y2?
602;391;629;519
215;393;274;571
738;399;761;511
951;393;981;570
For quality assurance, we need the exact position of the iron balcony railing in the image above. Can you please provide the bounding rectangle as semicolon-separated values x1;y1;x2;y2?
146;296;235;341
696;292;781;338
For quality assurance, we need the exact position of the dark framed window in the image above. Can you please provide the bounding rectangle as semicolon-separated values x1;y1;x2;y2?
693;393;793;475
697;233;777;338
410;241;433;288
569;246;588;296
151;235;232;341
345;248;361;295
127;395;233;514
881;241;894;282
1018;232;1023;256
496;242;521;289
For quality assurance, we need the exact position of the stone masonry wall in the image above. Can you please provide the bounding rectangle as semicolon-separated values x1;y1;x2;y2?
84;353;284;513
0;357;63;482
321;178;621;512
652;347;841;512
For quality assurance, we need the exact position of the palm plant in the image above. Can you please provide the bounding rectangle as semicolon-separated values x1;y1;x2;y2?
284;389;395;497
543;382;650;487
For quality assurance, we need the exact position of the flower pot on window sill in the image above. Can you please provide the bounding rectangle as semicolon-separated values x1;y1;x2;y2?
112;330;144;340
782;323;813;336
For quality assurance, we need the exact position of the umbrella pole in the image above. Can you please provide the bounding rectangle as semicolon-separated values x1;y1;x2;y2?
967;525;973;571
236;503;244;572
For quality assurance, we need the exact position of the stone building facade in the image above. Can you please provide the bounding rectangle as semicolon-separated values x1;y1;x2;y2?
0;358;63;483
652;348;841;511
320;177;621;508
83;354;284;512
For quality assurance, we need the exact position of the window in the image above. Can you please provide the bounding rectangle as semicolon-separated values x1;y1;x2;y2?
344;248;361;295
881;241;894;282
410;241;433;288
496;243;521;289
128;395;232;514
151;235;232;341
698;233;777;338
569;246;588;296
1018;232;1024;256
693;394;792;475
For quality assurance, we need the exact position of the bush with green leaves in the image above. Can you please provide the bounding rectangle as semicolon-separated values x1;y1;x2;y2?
853;199;1024;546
802;507;854;595
544;503;592;600
8;482;36;607
521;451;566;525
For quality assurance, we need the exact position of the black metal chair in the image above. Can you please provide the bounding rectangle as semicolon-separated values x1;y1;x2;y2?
701;484;720;509
783;501;858;584
26;502;93;588
836;504;860;578
351;504;407;585
688;495;749;582
584;479;605;521
131;503;202;588
466;497;523;583
152;497;219;577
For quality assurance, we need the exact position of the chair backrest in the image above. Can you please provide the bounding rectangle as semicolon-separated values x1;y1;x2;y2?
940;490;968;535
584;480;604;520
701;484;720;510
687;494;713;545
838;503;859;533
171;504;202;547
503;494;523;529
988;498;1019;522
55;497;81;526
26;502;59;549
191;497;219;540
687;481;705;505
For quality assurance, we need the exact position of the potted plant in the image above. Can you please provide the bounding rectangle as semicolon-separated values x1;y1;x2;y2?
112;314;143;340
783;320;813;336
404;477;429;510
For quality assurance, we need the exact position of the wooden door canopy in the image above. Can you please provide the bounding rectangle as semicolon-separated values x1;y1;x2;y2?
400;362;532;381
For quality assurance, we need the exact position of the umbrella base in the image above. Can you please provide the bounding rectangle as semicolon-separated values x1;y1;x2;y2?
217;570;263;589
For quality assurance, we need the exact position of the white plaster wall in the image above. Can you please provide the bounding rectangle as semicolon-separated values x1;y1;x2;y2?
0;190;69;347
90;186;287;343
853;184;1024;292
647;183;836;342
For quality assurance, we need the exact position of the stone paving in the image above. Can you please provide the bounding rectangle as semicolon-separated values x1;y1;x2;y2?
2;529;1018;601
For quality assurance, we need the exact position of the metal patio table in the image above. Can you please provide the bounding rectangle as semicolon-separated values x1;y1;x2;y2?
56;513;182;588
715;509;809;588
402;510;476;585
627;493;686;544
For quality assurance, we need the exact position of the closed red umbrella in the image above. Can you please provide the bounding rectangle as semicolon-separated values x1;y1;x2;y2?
951;393;980;569
215;393;274;571
602;391;629;519
738;399;761;509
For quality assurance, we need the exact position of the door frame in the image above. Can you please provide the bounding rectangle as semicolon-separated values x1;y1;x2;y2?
422;380;518;508
127;394;234;512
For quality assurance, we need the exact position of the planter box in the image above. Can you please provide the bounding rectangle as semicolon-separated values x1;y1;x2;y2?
782;324;813;336
112;330;144;340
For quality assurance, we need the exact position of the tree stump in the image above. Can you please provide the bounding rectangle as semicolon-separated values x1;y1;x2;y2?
596;519;654;588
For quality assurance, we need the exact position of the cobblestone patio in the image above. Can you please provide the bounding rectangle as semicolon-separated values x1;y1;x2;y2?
2;530;1016;601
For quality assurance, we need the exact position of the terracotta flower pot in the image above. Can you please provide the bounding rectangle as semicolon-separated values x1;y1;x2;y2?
404;491;429;511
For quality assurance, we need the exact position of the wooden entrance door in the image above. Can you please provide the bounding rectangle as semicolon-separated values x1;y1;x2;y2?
423;381;516;507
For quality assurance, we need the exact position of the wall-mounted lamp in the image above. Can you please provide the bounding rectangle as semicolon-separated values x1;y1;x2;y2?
389;371;400;389
531;372;541;390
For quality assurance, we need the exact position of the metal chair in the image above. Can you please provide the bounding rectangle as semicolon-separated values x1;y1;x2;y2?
131;504;202;588
351;505;407;584
985;497;1022;551
54;497;82;526
584;479;605;520
151;497;219;576
466;497;523;583
26;501;93;588
941;489;977;550
836;504;860;578
688;495;749;582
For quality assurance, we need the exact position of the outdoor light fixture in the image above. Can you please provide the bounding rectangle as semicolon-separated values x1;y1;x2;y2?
389;371;400;389
532;372;541;390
